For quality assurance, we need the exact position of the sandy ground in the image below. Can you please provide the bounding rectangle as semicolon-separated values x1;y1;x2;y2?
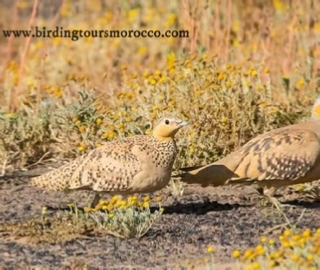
0;167;319;269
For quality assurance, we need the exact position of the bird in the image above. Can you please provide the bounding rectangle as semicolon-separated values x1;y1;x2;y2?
178;97;320;207
31;116;188;207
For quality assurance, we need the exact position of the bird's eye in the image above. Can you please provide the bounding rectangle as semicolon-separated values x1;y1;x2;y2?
165;119;170;125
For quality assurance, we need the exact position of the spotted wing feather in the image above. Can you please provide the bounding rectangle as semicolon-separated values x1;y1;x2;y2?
232;129;319;182
67;140;144;192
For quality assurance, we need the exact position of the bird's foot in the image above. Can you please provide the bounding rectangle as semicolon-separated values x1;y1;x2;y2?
264;195;292;229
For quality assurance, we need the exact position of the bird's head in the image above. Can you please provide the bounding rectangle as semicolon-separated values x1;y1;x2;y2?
152;116;188;141
311;97;320;121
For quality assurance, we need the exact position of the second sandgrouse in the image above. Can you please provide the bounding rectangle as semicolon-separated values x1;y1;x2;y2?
178;98;320;205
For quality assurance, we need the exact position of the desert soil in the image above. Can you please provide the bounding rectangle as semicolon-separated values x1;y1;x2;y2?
0;166;319;270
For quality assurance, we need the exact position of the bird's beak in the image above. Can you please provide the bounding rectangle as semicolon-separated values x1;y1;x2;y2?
178;121;188;127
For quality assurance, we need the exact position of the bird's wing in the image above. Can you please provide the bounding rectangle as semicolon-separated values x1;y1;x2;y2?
68;139;154;192
230;128;320;182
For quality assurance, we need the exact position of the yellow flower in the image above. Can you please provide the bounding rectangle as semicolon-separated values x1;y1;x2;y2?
291;254;300;262
115;200;127;208
207;246;214;253
261;236;267;243
165;13;176;27
218;72;226;81
106;204;114;211
127;196;138;203
128;8;140;21
138;46;147;55
271;250;283;260
302;229;311;238
104;131;115;139
225;81;232;88
109;196;119;204
269;239;275;245
306;254;314;261
101;205;108;211
143;196;151;202
79;126;86;133
149;78;157;85
108;213;114;218
96;118;102;125
84;207;92;213
155;196;163;202
269;260;276;268
263;67;270;73
77;145;87;152
169;100;176;106
298;238;306;248
232;250;240;258
252;262;260;270
283;229;291;237
143;201;150;208
41;206;47;215
243;249;255;261
220;117;227;124
142;71;149;78
273;0;286;13
7;60;18;71
99;199;108;205
295;184;304;191
250;69;257;77
255;245;265;256
281;240;291;248
296;78;305;89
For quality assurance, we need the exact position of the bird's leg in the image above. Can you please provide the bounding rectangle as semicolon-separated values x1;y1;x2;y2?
91;193;101;208
256;187;279;206
256;187;269;207
262;187;292;229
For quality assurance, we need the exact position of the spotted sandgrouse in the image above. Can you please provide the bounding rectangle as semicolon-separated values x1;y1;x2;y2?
32;116;187;206
178;98;320;204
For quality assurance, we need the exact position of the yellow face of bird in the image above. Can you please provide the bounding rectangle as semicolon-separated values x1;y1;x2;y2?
152;116;188;141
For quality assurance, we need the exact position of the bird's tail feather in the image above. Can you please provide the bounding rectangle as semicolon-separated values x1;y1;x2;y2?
31;157;84;191
176;154;240;187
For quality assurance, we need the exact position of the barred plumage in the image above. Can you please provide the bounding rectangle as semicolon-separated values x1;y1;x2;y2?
179;98;320;199
32;116;187;206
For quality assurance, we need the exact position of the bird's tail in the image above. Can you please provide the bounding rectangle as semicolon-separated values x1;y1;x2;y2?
31;158;84;191
175;154;240;187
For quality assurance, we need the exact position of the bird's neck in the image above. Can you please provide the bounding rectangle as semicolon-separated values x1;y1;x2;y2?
152;133;174;142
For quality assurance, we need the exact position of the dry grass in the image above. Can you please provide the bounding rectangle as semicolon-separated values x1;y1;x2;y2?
1;0;319;173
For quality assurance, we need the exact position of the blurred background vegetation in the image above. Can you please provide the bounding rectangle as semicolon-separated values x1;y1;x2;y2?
0;0;320;174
